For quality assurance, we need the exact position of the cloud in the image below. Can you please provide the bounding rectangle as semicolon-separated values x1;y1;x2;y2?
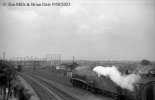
60;2;88;16
76;13;118;35
97;14;118;22
11;10;39;22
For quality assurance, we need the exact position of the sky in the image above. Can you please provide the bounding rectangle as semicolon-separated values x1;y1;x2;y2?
0;0;155;61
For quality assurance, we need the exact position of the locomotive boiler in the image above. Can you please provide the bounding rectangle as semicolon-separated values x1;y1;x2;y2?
70;67;155;100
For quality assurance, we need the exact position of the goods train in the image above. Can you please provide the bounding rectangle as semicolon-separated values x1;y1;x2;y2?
70;68;155;100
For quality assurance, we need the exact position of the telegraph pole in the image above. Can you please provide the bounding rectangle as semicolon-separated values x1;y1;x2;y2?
33;57;36;71
73;56;74;63
3;52;5;61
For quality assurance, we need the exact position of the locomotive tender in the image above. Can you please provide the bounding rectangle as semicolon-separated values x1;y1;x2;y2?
70;68;155;100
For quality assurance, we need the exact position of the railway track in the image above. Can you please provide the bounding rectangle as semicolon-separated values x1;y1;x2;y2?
25;69;71;87
21;73;80;100
23;70;119;100
24;70;120;100
21;74;58;100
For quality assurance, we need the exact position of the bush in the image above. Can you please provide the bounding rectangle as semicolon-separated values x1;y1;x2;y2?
141;59;152;66
17;64;22;72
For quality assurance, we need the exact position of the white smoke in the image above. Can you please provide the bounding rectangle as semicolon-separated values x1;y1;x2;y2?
93;66;141;91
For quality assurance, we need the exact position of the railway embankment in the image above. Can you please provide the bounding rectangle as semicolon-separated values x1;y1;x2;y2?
17;76;40;100
0;76;38;100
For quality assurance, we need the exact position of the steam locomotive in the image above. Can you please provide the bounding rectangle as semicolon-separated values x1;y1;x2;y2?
70;68;155;100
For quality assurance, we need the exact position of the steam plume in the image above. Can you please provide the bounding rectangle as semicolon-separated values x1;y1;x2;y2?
93;66;141;91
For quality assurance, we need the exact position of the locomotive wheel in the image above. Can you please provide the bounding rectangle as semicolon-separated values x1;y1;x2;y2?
82;85;85;90
83;84;88;90
85;85;89;90
90;88;95;93
92;88;98;94
81;85;85;89
87;86;91;91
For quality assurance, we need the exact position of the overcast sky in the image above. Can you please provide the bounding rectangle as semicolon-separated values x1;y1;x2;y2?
0;0;155;61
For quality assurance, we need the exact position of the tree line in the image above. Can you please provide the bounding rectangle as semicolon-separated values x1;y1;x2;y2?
0;60;17;100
